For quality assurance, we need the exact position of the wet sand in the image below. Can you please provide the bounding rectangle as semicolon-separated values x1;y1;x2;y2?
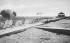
0;18;70;43
0;27;70;43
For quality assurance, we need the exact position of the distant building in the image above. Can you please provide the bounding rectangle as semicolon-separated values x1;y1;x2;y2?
57;12;65;18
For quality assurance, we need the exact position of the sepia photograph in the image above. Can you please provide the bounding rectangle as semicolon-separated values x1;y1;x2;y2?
0;0;70;43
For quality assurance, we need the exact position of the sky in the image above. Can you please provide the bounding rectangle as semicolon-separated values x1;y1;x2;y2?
0;0;70;17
